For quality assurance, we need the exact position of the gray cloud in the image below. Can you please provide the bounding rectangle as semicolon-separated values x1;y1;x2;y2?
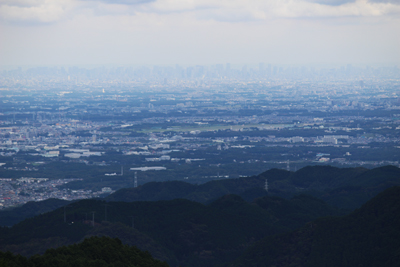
0;1;72;24
1;0;399;26
369;0;400;3
307;0;400;5
305;0;356;6
80;0;155;5
0;0;43;8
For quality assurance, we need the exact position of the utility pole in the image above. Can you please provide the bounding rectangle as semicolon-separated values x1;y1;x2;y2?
91;211;96;227
64;206;67;223
63;205;71;223
129;215;134;229
103;204;111;222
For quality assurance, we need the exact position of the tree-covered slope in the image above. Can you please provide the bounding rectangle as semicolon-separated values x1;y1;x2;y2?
230;186;400;267
0;198;70;227
105;173;270;204
106;165;400;210
2;165;398;229
305;165;400;209
0;236;169;267
0;193;342;267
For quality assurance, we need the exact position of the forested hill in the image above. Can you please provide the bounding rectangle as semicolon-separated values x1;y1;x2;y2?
230;186;400;267
1;184;400;266
1;165;399;228
0;194;342;267
0;198;70;227
0;236;169;267
106;165;400;210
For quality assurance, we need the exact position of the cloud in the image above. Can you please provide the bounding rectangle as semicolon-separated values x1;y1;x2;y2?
0;0;157;24
0;0;76;24
269;0;400;18
0;0;46;8
306;0;400;5
143;0;400;21
369;0;400;3
305;0;356;6
84;0;155;4
0;0;399;25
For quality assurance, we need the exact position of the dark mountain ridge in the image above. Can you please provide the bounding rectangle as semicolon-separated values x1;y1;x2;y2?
107;165;400;210
0;198;70;227
2;165;398;228
0;193;343;267
230;185;400;267
2;166;400;267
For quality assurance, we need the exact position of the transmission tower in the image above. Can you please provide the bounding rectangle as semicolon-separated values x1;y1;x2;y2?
103;204;111;221
265;179;269;192
134;172;138;188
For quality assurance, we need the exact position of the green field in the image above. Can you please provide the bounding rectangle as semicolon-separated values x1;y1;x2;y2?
139;123;293;133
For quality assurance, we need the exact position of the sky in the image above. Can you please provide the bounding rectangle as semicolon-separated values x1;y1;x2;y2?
0;0;399;66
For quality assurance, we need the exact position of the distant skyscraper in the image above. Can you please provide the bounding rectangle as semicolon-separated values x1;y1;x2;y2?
267;64;272;76
259;63;265;77
216;64;223;73
273;66;277;75
226;63;231;72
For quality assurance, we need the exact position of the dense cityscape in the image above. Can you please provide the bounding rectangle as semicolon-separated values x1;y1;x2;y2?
1;64;399;208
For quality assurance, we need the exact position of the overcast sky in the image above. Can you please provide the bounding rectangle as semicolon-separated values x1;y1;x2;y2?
0;0;399;66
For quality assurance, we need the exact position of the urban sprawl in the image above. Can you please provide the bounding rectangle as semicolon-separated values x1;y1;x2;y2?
1;63;399;208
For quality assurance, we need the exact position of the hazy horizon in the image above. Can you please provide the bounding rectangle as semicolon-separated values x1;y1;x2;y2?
1;62;399;70
1;0;399;66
